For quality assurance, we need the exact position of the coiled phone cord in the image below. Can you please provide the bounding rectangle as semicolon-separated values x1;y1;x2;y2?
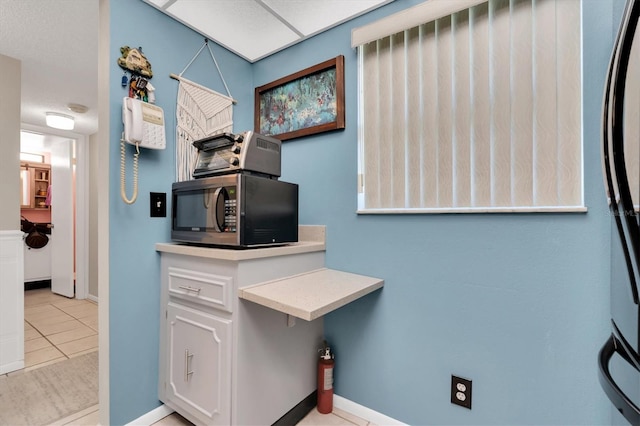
120;134;140;204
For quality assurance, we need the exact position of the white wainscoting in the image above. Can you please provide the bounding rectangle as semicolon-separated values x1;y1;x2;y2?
0;230;24;374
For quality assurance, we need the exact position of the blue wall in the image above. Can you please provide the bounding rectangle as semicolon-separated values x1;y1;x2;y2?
108;1;252;423
108;0;623;424
253;0;618;424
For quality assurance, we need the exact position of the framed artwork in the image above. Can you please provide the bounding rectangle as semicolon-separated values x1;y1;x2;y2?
254;55;345;141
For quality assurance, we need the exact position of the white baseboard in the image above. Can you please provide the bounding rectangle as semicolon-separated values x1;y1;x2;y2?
126;397;405;426
334;394;407;426
0;360;24;375
87;294;98;304
124;404;174;426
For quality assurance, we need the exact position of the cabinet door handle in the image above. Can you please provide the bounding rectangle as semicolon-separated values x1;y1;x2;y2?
178;285;201;293
184;349;194;382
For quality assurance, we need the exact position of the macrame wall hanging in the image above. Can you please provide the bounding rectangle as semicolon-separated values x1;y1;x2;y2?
171;39;236;182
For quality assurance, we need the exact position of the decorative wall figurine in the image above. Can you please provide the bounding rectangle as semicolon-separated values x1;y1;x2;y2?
118;46;154;101
117;46;153;78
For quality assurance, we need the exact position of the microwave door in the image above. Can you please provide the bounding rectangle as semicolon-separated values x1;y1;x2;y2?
207;187;227;233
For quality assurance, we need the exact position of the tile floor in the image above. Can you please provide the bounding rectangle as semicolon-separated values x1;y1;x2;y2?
22;288;98;369
8;289;365;426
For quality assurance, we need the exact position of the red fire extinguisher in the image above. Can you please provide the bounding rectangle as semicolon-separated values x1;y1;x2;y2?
317;342;335;414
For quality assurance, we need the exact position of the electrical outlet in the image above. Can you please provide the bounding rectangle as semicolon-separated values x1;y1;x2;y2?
451;375;472;409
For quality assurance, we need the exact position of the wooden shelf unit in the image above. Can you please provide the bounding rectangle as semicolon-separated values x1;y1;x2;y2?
20;162;51;209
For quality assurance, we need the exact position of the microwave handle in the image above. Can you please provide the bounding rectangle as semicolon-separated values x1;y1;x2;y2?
212;187;227;233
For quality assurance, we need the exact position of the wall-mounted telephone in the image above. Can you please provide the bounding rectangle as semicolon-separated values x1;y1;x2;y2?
121;96;166;204
123;96;166;149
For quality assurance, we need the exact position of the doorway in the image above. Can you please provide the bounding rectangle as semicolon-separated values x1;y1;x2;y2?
19;126;93;370
19;125;90;302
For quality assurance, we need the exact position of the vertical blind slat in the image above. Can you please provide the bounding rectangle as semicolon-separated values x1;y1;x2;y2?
363;42;380;208
510;0;534;207
377;38;393;208
471;3;492;207
421;22;439;208
437;18;454;207
533;0;558;206
453;10;472;208
489;0;512;207
407;27;422;208
556;0;582;206
391;33;407;208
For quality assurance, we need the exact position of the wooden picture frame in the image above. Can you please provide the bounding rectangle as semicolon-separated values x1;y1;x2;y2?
254;55;345;141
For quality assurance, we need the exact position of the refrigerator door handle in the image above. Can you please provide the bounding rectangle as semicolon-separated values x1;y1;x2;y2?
613;320;640;372
604;0;640;305
598;334;640;425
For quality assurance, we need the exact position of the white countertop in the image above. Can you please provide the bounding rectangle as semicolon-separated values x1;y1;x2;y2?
157;225;384;321
156;225;326;261
239;268;384;321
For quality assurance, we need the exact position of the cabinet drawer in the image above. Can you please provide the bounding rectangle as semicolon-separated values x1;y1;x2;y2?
168;267;233;312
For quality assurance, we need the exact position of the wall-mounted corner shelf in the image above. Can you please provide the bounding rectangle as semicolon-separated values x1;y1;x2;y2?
239;268;384;321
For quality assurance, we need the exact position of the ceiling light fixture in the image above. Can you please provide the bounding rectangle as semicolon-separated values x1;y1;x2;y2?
45;112;74;130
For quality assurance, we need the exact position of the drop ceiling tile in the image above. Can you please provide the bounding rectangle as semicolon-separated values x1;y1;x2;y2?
142;0;395;62
263;0;392;36
166;0;300;62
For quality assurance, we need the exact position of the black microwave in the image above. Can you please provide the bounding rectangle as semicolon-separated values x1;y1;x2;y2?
171;173;298;248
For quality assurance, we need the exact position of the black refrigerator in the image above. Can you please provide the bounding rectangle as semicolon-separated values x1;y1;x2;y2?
600;0;640;424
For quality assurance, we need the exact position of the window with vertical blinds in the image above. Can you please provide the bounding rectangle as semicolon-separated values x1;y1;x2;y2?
355;0;584;213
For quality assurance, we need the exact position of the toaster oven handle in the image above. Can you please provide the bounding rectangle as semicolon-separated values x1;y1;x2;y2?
212;187;227;233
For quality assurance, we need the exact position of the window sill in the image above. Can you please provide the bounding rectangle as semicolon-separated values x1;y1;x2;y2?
356;206;588;214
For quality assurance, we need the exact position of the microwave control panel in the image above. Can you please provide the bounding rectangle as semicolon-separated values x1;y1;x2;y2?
224;198;237;232
222;186;237;232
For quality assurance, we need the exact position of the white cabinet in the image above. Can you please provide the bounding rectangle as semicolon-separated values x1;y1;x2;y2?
158;227;384;426
166;302;231;426
158;245;326;426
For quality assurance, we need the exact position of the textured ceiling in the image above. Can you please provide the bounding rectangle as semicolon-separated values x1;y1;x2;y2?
0;0;99;136
0;0;391;137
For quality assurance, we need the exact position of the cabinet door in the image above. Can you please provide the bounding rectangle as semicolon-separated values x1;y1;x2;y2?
165;302;231;426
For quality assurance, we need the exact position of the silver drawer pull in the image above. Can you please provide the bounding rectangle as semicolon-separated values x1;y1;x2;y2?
178;285;201;293
185;349;194;382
